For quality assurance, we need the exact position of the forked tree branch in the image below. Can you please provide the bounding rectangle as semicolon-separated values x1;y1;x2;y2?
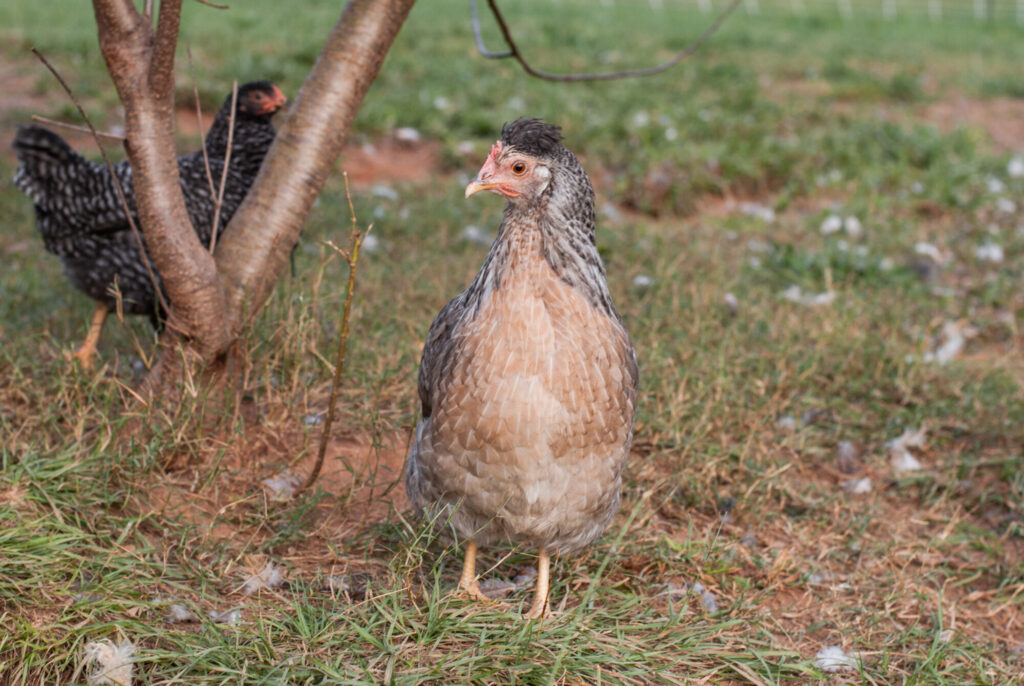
93;0;233;360
216;0;417;329
478;0;742;81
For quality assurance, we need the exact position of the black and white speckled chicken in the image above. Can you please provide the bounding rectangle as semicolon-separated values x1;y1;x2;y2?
12;80;287;367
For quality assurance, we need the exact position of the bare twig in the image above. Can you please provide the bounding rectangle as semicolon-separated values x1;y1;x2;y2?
297;173;372;497
186;46;217;204
468;0;511;58
481;0;742;81
30;47;171;317
193;0;230;9
208;80;237;254
30;115;125;142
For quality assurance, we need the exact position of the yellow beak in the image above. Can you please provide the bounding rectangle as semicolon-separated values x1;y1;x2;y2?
465;179;498;198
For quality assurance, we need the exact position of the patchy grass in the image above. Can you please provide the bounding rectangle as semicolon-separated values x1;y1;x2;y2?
2;0;1023;683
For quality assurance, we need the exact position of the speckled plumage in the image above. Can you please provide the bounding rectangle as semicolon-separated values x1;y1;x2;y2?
406;120;639;564
12;81;285;323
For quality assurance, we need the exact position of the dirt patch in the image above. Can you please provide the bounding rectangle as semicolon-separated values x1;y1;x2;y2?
918;96;1024;152
0;60;52;150
12;101;442;189
135;418;411;573
175;104;442;186
338;137;442;187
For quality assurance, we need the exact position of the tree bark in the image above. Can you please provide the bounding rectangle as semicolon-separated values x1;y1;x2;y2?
93;0;233;360
215;0;417;333
92;0;415;395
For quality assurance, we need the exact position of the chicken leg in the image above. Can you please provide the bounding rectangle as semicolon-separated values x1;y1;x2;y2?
68;302;108;370
457;540;490;601
524;548;551;619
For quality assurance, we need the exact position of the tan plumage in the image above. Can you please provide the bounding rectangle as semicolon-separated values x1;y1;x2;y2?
406;119;638;617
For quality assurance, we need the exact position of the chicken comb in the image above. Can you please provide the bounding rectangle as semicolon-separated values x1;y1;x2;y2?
487;141;504;162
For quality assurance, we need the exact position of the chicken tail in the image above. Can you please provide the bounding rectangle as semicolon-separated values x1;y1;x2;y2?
13;125;83;175
12;125;94;203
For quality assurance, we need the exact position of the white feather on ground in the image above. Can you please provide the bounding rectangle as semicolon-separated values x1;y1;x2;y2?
820;214;843;235
165;604;197;624
782;285;836;307
242;561;285;595
914;241;948;264
814;644;859;672
83;639;134;686
692;582;719;612
888;426;927;473
923;321;977;365
209;608;241;625
738;201;775;223
261;470;301;499
776;415;797;432
1008;154;1024;178
975;242;1004;264
995;197;1017;214
842;477;872;494
843;215;863;237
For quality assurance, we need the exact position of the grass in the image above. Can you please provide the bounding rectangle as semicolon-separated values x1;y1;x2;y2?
1;0;1023;683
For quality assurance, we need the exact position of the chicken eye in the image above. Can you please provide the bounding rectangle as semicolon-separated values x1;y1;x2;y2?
252;92;264;100
511;161;526;175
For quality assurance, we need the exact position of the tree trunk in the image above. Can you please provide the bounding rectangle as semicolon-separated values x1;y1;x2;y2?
94;0;233;360
216;0;417;329
91;0;416;394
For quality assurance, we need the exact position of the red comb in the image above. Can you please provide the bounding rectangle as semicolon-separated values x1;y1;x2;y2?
488;141;504;161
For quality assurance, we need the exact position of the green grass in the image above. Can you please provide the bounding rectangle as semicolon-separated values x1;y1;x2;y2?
2;0;1024;683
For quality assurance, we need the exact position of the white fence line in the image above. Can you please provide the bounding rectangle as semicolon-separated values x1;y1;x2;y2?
585;0;1023;24
661;0;1024;24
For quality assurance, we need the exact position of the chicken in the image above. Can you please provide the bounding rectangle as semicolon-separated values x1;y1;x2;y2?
406;119;639;618
12;80;287;368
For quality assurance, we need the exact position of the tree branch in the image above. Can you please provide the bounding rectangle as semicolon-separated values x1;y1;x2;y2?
30;115;125;142
216;0;417;330
93;0;139;35
468;0;510;58
93;0;233;359
151;0;184;96
481;0;742;81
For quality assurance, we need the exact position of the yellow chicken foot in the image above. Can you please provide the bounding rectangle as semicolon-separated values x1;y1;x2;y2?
68;302;108;370
456;540;490;602
524;548;552;619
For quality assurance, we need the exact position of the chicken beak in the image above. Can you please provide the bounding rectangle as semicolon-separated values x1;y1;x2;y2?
466;145;502;198
269;85;288;112
465;179;498;198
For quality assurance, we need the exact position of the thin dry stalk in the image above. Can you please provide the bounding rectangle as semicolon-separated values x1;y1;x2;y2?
30;47;171;317
186;46;217;203
208;80;238;254
30;115;125;142
297;173;373;497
